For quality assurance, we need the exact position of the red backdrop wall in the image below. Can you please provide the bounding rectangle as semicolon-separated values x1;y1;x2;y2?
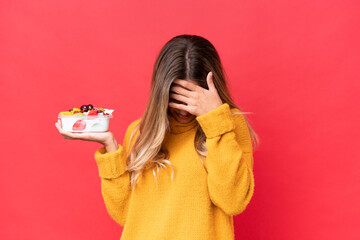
1;0;359;239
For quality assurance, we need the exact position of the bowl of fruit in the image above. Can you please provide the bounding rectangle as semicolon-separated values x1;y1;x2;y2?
58;104;114;132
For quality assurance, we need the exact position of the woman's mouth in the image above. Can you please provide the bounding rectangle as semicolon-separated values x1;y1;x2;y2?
176;112;191;119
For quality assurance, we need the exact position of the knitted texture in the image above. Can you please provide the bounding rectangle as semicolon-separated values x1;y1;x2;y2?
94;103;255;240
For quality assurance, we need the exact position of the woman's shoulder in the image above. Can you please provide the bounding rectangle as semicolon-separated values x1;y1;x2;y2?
230;106;245;121
229;106;250;134
129;118;142;128
230;107;241;113
126;118;142;135
123;118;142;150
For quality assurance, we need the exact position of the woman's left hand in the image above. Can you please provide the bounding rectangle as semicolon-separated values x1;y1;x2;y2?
169;72;223;117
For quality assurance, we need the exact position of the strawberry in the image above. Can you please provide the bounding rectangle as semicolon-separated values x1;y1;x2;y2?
72;120;86;131
88;109;98;116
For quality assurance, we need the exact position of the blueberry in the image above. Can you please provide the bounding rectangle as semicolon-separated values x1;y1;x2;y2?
87;104;94;110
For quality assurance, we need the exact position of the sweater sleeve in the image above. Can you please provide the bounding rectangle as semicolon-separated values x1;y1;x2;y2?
94;119;139;226
195;103;255;216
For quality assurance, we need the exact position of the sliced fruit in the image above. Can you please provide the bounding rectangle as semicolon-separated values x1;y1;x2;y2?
88;109;98;115
70;108;80;113
59;111;73;116
73;113;85;116
72;120;86;131
87;104;94;110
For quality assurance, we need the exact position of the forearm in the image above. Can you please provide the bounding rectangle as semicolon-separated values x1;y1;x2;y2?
101;174;131;226
95;140;131;226
196;103;255;216
94;120;140;226
206;135;254;216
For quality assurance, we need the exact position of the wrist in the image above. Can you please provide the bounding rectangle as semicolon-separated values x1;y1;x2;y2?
103;136;118;153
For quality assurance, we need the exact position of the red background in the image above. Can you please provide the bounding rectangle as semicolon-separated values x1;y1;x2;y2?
1;0;359;239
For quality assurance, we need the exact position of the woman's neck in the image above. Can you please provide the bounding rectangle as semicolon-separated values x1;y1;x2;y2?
167;112;198;134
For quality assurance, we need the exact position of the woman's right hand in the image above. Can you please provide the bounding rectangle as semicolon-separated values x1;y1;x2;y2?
55;119;118;152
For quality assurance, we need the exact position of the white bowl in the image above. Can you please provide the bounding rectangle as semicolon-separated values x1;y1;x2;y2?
58;114;113;132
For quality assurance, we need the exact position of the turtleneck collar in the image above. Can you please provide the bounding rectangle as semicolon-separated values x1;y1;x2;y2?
167;112;198;134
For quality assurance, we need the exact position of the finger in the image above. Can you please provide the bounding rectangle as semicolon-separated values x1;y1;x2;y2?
168;101;188;112
61;131;76;139
69;131;95;140
55;123;77;139
70;132;96;141
170;85;194;98
55;122;72;138
172;79;198;91
55;121;82;140
169;93;190;105
66;132;81;139
206;72;216;91
55;121;63;133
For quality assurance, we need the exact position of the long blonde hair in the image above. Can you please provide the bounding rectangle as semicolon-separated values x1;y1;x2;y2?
125;34;259;190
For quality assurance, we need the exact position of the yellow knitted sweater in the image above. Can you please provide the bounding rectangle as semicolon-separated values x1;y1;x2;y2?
94;103;255;240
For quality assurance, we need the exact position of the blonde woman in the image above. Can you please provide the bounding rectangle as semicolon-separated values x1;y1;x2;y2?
55;34;259;240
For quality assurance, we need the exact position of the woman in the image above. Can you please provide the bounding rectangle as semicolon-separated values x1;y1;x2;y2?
55;34;259;240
